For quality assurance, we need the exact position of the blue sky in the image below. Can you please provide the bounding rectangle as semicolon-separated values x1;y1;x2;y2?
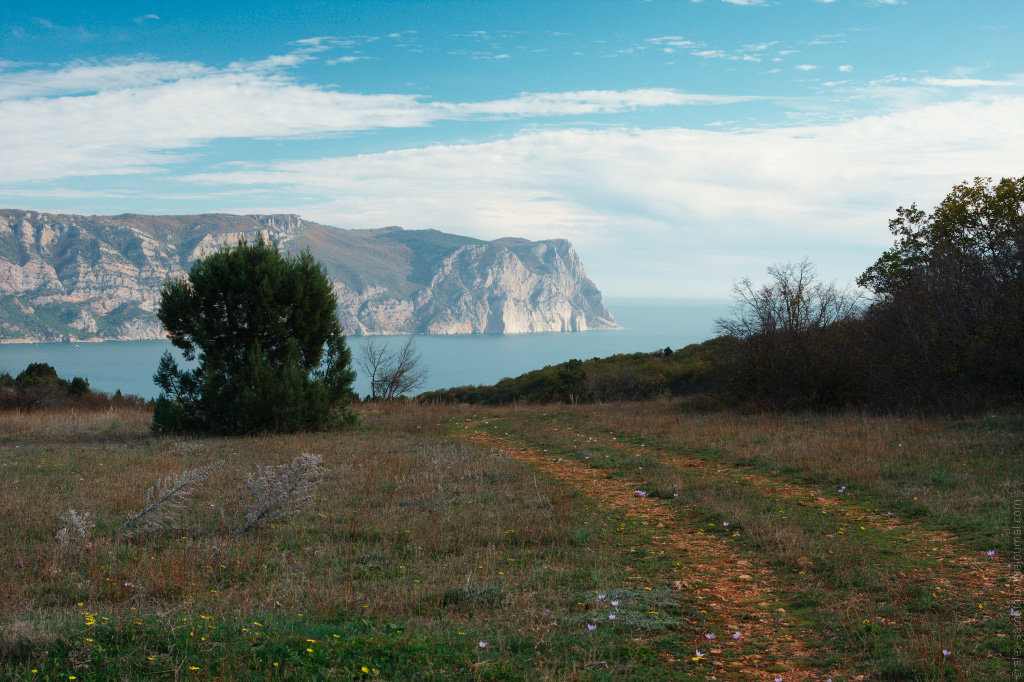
1;0;1021;297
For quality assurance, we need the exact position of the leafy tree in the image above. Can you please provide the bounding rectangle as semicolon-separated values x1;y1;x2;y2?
153;237;356;434
859;177;1023;298
857;177;1024;408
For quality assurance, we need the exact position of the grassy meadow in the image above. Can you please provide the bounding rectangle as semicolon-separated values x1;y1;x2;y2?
0;401;1020;680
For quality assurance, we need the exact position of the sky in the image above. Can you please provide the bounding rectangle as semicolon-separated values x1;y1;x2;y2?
0;0;1021;298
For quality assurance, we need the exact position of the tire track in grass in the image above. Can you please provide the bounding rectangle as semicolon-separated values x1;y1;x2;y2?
457;425;832;682
520;413;1015;675
547;419;1015;609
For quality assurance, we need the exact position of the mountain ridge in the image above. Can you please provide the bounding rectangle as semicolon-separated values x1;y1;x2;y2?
0;209;619;342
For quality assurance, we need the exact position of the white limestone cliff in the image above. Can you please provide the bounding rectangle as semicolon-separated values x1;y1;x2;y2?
0;210;618;342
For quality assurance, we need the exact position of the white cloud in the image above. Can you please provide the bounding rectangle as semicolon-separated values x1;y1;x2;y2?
443;89;757;117
228;53;317;72
0;59;211;100
648;36;697;48
0;56;753;184
178;96;1024;295
796;64;818;71
326;56;370;65
3;50;1022;296
920;76;1014;87
839;65;854;72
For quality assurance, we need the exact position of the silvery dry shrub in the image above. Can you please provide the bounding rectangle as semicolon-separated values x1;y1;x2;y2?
122;460;224;538
232;453;326;537
55;509;94;546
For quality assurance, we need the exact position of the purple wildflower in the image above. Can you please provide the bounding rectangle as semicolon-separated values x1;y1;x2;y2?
634;490;647;497
942;649;951;658
587;624;597;632
478;641;487;649
732;631;741;640
704;633;715;641
986;550;996;556
1010;608;1021;617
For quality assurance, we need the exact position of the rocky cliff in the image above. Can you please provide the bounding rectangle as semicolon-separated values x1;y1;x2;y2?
0;210;618;342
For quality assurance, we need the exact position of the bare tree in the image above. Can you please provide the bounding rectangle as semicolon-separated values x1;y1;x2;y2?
357;337;429;400
715;259;864;409
716;259;861;340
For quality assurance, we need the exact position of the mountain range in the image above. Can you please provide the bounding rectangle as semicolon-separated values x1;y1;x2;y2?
0;210;618;342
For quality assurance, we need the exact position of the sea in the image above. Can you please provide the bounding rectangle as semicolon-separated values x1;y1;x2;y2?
0;298;731;400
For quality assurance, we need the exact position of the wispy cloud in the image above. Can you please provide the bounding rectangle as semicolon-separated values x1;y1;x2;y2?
648;36;697;48
178;95;1024;294
0;59;211;99
0;56;756;184
920;76;1015;87
326;55;371;65
443;89;758;117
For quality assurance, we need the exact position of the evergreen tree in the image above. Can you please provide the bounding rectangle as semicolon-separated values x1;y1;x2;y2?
153;237;356;434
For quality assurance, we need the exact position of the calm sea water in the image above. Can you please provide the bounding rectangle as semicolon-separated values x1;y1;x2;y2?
0;298;730;400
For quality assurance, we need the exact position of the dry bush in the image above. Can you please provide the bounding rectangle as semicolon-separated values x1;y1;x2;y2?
122;460;224;538
232;452;326;537
55;509;94;547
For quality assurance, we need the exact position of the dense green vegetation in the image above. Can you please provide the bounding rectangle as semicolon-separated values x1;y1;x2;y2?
420;337;729;405
153;237;357;435
0;362;146;410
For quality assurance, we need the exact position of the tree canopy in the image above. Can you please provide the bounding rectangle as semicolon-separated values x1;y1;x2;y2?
153;237;356;434
857;177;1024;408
858;177;1023;298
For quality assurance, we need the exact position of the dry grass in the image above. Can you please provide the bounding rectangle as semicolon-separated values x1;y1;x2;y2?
474;400;1020;679
0;401;1018;680
0;403;694;680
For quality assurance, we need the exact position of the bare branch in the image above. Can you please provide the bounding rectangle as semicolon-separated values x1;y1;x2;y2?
357;338;428;400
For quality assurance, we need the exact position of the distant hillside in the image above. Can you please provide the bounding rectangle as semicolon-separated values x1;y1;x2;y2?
419;337;730;405
0;210;618;342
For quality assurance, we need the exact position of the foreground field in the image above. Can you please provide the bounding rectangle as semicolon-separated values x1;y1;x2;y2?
0;402;1020;680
